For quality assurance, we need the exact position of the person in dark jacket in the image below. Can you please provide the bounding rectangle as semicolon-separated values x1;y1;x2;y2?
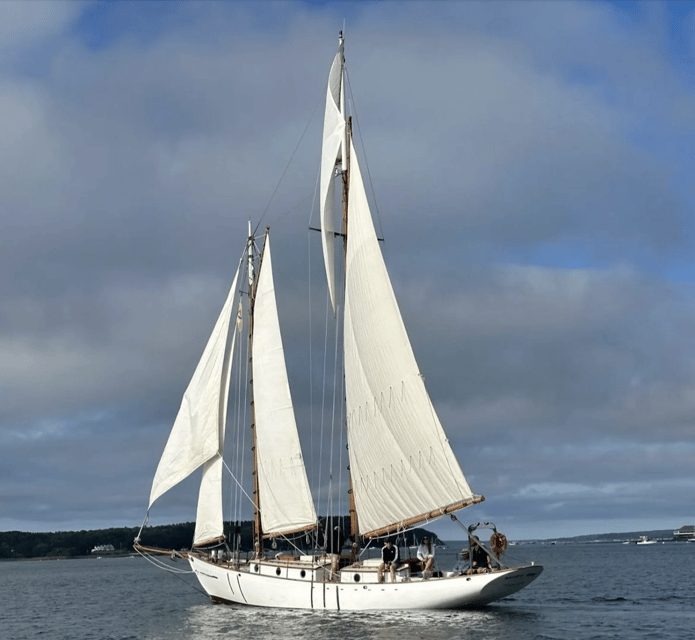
378;539;399;583
326;525;345;579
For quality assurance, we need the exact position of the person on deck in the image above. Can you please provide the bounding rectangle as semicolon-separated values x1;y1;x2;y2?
416;537;435;578
326;525;345;579
378;539;399;583
470;536;491;573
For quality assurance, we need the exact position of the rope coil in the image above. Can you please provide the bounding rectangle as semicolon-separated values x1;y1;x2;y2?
490;532;508;559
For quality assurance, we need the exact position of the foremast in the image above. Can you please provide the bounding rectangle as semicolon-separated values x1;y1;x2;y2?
343;117;360;545
247;225;264;556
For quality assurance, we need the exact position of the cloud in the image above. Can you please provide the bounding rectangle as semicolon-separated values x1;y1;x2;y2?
0;1;693;539
0;1;79;54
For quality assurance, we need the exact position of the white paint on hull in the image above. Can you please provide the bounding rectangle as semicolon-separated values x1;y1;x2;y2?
189;556;543;610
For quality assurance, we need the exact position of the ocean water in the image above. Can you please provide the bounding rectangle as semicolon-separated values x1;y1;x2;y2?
1;540;693;640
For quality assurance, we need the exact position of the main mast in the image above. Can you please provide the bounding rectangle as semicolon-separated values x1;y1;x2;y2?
335;33;360;547
342;118;361;544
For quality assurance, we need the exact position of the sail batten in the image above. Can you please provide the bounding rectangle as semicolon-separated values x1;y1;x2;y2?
343;139;476;537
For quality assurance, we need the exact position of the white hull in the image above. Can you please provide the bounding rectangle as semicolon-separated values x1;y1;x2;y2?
189;555;543;610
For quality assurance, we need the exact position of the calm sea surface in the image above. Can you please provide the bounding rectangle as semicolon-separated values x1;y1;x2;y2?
1;540;693;640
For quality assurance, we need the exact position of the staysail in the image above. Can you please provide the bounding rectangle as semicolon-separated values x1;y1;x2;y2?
252;233;318;537
342;139;479;538
148;260;242;511
319;36;346;312
193;318;238;547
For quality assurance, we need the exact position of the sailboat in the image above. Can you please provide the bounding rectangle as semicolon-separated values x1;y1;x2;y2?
135;33;542;610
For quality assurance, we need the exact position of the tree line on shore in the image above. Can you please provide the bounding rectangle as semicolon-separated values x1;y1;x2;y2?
0;517;441;560
0;522;196;559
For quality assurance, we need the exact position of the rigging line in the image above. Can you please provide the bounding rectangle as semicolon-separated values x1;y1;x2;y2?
222;458;257;509
231;327;240;526
328;289;341;518
230;309;244;531
336;340;346;519
332;238;347;520
235;277;253;519
273;532;305;556
236;300;248;526
136;511;150;543
332;229;346;520
135;548;193;575
222;257;245;534
238;271;252;525
232;255;252;529
317;284;332;520
136;550;210;598
253;92;323;238
344;66;385;241
232;268;248;528
306;163;321;505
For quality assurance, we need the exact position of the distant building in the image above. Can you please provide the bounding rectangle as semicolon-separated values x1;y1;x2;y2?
91;544;115;554
673;525;695;540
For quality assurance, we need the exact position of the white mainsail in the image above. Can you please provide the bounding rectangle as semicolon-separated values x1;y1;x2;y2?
252;233;318;537
148;261;242;510
319;36;346;312
342;139;476;537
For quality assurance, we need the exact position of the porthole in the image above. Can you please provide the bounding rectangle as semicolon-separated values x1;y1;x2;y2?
300;570;306;578
353;574;360;583
253;564;259;573
275;567;281;576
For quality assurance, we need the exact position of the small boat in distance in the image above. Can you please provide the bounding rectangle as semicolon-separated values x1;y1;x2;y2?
636;536;657;545
135;32;542;610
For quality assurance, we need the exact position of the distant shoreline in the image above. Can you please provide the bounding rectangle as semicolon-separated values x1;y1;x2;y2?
0;551;137;563
3;524;691;562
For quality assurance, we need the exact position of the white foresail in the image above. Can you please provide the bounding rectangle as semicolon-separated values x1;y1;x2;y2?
253;234;318;537
192;458;224;547
148;262;241;510
320;37;346;312
343;139;475;537
193;322;238;547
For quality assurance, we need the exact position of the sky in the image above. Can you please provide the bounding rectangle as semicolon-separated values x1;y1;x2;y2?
0;0;693;542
